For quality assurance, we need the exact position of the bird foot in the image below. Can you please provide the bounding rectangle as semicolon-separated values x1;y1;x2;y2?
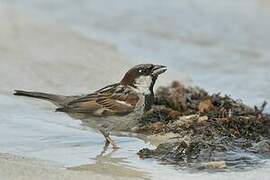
99;128;120;149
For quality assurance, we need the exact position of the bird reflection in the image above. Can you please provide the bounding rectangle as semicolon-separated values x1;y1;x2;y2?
70;140;149;180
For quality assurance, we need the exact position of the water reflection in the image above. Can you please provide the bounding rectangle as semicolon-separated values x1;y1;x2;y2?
70;148;150;179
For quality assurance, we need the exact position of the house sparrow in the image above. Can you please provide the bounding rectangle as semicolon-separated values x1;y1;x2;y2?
14;64;167;148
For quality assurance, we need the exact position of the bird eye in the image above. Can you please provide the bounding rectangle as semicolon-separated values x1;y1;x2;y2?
138;67;150;74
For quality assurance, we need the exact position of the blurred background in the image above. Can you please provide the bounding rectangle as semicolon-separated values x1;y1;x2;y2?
1;0;269;111
1;0;270;110
0;0;270;179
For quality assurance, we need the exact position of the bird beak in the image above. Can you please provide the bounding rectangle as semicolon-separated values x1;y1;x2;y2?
152;65;167;76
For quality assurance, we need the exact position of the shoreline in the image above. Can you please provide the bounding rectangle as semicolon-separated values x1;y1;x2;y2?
0;153;141;180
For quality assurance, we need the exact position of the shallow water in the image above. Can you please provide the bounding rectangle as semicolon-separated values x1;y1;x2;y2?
0;94;151;178
1;0;270;179
2;94;270;180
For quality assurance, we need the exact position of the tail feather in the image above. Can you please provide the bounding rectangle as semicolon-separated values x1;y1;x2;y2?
14;90;66;106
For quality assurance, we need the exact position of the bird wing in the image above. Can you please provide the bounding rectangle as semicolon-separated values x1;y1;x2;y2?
59;84;139;116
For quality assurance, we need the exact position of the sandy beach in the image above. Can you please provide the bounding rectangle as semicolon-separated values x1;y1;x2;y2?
0;153;142;180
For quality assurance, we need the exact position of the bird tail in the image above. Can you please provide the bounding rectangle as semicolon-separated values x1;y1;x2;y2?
13;90;66;106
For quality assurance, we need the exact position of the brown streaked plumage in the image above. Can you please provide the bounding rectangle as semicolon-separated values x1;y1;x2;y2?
56;84;140;116
14;64;167;149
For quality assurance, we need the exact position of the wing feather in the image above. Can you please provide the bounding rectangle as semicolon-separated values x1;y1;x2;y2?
63;84;139;116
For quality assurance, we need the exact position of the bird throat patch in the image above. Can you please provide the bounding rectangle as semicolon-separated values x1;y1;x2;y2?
134;75;152;95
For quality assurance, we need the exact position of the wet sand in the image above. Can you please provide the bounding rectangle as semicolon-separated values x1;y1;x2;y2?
0;153;141;180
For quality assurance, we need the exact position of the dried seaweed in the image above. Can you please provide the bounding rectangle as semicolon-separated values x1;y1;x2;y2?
137;81;270;169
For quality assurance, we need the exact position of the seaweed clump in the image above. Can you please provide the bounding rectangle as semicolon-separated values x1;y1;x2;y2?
137;81;270;169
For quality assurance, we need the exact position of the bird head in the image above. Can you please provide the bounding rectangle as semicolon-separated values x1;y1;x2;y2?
120;64;167;94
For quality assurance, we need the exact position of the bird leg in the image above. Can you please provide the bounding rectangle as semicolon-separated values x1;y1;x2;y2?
99;128;119;149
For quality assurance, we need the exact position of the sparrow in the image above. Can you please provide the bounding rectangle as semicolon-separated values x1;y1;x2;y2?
14;64;167;148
